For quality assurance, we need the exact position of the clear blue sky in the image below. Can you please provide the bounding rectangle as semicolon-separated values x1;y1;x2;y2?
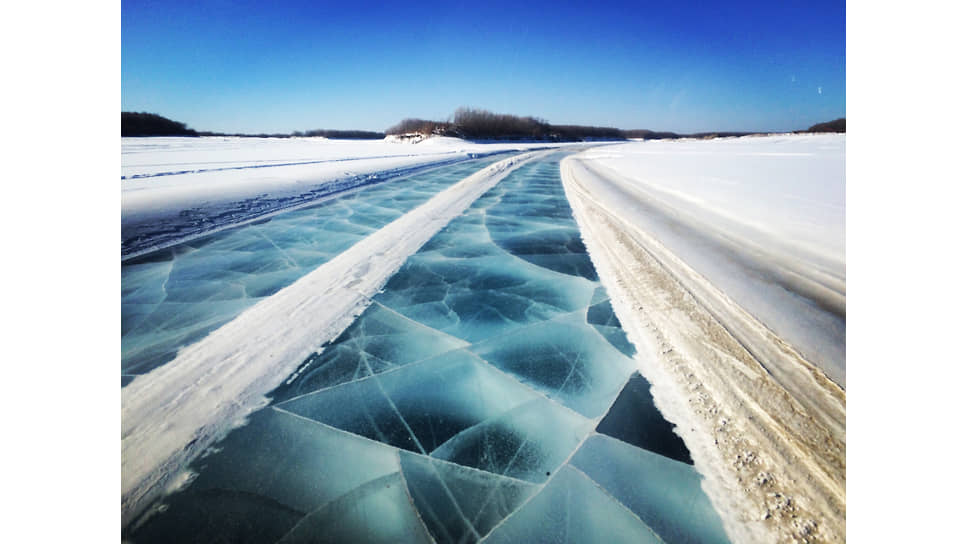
121;0;845;134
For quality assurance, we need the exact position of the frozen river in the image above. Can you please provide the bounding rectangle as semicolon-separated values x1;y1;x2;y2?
122;155;511;382
123;151;730;543
122;135;846;543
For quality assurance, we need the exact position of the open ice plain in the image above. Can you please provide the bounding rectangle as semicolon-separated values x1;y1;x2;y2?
121;135;845;543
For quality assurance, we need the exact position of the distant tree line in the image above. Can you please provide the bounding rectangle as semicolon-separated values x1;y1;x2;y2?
124;109;831;141
122;112;198;136
803;118;846;133
622;129;684;140
382;108;770;142
386;108;638;142
292;129;384;139
385;118;455;137
123;112;383;139
387;108;623;141
195;131;293;138
551;124;623;140
452;108;551;140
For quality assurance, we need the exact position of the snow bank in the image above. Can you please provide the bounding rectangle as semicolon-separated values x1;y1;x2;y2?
580;135;845;268
575;135;845;386
121;136;560;178
560;138;846;543
121;136;561;200
120;150;547;527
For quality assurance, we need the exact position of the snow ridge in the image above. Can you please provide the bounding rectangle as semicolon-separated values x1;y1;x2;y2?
561;154;845;543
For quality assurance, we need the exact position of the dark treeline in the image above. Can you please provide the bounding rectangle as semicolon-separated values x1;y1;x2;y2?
196;128;385;139
691;132;758;139
122;112;198;136
385;118;453;137
613;129;679;140
387;108;631;141
124;110;839;141
292;129;384;139
123;112;384;139
196;131;292;138
453;108;551;140
552;124;624;141
803;118;846;133
383;108;775;141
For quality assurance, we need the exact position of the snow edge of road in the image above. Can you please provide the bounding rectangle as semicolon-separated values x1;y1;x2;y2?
560;156;846;544
120;150;548;528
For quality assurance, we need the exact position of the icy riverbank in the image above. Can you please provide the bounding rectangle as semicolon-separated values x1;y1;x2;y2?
560;136;845;543
575;135;845;386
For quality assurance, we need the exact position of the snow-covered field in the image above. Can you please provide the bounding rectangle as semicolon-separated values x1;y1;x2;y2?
121;136;570;258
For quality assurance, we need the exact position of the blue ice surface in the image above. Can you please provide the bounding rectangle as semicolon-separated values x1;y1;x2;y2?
124;153;732;543
121;154;510;379
482;465;663;544
569;434;731;544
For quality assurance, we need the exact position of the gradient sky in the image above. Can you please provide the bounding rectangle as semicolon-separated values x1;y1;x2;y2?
121;0;845;134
